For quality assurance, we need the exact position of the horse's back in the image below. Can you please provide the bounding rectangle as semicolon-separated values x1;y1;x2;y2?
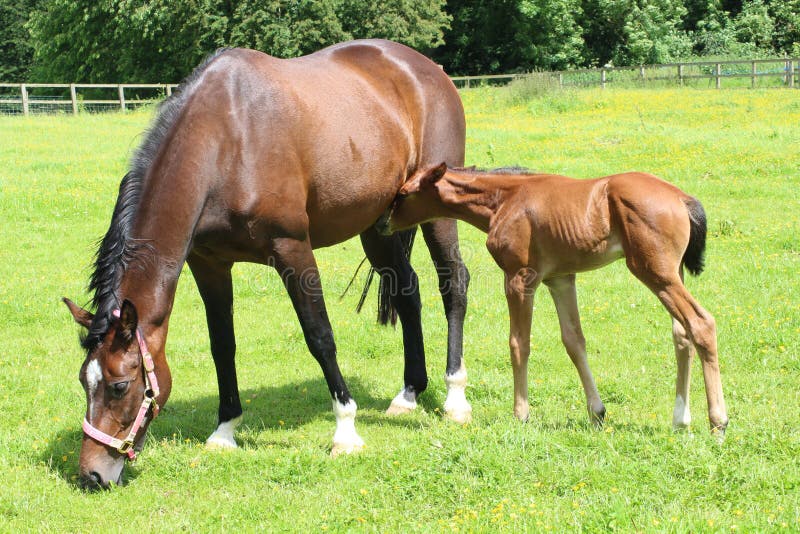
179;41;464;249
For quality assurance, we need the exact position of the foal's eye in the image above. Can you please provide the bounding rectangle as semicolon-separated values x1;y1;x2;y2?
109;381;130;398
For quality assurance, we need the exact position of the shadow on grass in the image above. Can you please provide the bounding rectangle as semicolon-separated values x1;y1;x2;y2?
37;375;446;488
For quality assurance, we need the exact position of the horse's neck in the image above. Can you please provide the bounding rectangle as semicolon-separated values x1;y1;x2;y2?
119;168;210;337
437;174;501;232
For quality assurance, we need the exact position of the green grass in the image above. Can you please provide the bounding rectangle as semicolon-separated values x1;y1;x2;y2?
1;87;798;531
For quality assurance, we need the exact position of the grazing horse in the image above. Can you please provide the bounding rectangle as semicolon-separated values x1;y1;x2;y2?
381;163;728;435
63;40;472;490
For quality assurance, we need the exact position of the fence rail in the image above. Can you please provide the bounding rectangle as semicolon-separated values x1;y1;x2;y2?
1;58;798;115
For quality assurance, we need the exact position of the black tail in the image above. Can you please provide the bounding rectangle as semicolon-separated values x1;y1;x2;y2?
683;197;707;276
355;228;417;326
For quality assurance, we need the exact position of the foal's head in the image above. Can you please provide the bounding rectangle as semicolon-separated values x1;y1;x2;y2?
63;298;155;490
379;162;448;234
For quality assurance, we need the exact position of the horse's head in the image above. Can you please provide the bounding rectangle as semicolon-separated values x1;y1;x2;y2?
377;162;448;235
63;297;159;490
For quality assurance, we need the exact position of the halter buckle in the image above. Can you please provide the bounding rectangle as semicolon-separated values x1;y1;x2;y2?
117;438;136;458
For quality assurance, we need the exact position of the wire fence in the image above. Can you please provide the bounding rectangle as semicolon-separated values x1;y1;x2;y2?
1;58;798;115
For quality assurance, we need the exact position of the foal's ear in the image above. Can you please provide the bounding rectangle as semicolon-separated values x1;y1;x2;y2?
63;297;93;328
420;162;448;187
117;299;139;340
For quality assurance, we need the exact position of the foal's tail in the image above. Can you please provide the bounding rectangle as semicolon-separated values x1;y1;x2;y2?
683;197;707;276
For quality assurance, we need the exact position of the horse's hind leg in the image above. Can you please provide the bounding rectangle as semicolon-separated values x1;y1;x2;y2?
187;252;243;449
360;227;426;415
421;219;472;423
272;237;364;456
632;266;728;436
545;275;606;426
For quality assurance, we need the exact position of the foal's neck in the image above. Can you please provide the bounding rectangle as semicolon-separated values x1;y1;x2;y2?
436;172;509;232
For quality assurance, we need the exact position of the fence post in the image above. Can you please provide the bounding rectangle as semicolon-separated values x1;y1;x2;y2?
678;64;683;86
751;61;756;89
20;84;29;115
118;84;126;112
166;84;173;97
789;60;795;88
70;84;78;115
601;69;606;89
715;63;721;89
639;65;645;81
558;72;563;88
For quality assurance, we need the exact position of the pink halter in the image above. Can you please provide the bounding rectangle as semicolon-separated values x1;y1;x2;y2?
81;309;160;460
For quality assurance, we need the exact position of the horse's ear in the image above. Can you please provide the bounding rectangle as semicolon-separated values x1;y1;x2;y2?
118;299;138;339
63;297;93;328
421;162;448;187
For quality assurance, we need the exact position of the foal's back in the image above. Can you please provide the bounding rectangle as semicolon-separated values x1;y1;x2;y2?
506;172;692;277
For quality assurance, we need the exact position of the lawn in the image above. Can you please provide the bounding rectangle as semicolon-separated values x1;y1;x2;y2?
0;86;798;531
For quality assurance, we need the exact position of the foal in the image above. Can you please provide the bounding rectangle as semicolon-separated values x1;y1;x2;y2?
381;163;728;435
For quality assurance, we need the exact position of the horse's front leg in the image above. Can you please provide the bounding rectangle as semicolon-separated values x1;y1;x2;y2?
505;268;538;422
545;275;605;427
421;220;472;424
188;252;243;449
272;237;365;456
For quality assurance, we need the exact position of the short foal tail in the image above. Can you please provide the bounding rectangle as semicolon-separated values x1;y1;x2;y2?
683;197;707;276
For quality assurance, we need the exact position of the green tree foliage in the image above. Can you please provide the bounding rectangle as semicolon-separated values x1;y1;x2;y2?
3;0;799;81
25;0;449;82
0;0;41;81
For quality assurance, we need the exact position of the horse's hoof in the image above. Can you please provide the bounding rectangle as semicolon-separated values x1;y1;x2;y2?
205;416;242;449
444;408;472;425
330;439;365;458
590;405;606;429
711;420;728;443
386;389;418;416
205;436;238;449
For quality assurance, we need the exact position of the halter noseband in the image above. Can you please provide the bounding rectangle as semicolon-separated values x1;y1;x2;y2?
81;309;160;460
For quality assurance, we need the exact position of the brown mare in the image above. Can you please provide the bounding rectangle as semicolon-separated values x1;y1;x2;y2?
63;40;473;490
381;163;729;435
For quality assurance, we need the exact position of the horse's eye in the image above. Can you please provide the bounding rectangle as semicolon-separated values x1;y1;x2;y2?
109;381;130;398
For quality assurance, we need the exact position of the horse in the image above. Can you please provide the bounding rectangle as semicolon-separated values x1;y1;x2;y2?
380;163;729;435
62;40;473;490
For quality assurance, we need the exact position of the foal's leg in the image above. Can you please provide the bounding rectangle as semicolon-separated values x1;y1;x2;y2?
545;275;606;426
187;252;243;449
672;316;694;430
505;268;538;421
360;227;426;415
632;268;728;435
421;219;472;423
272;237;364;456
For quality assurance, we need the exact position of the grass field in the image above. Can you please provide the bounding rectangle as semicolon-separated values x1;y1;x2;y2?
1;86;798;531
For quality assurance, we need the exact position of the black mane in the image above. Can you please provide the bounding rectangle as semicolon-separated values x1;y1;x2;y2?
81;49;228;352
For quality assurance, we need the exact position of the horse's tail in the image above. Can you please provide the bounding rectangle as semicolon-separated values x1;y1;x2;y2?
683;196;707;276
354;228;417;326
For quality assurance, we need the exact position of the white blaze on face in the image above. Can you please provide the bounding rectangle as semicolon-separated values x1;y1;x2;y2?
85;358;102;422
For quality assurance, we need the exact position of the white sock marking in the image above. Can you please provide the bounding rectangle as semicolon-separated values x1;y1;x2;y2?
443;365;472;422
673;394;691;429
331;398;364;455
206;416;242;449
389;388;418;411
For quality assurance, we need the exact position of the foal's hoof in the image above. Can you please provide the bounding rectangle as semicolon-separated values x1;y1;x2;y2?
711;420;728;443
386;389;418;416
590;406;606;429
330;439;365;458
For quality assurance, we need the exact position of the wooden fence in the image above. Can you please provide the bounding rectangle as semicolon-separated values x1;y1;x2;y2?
1;58;798;115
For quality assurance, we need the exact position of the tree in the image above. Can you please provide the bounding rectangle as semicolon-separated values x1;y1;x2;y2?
0;0;42;81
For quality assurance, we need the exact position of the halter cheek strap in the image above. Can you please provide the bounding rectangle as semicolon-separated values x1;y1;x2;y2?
81;310;160;461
